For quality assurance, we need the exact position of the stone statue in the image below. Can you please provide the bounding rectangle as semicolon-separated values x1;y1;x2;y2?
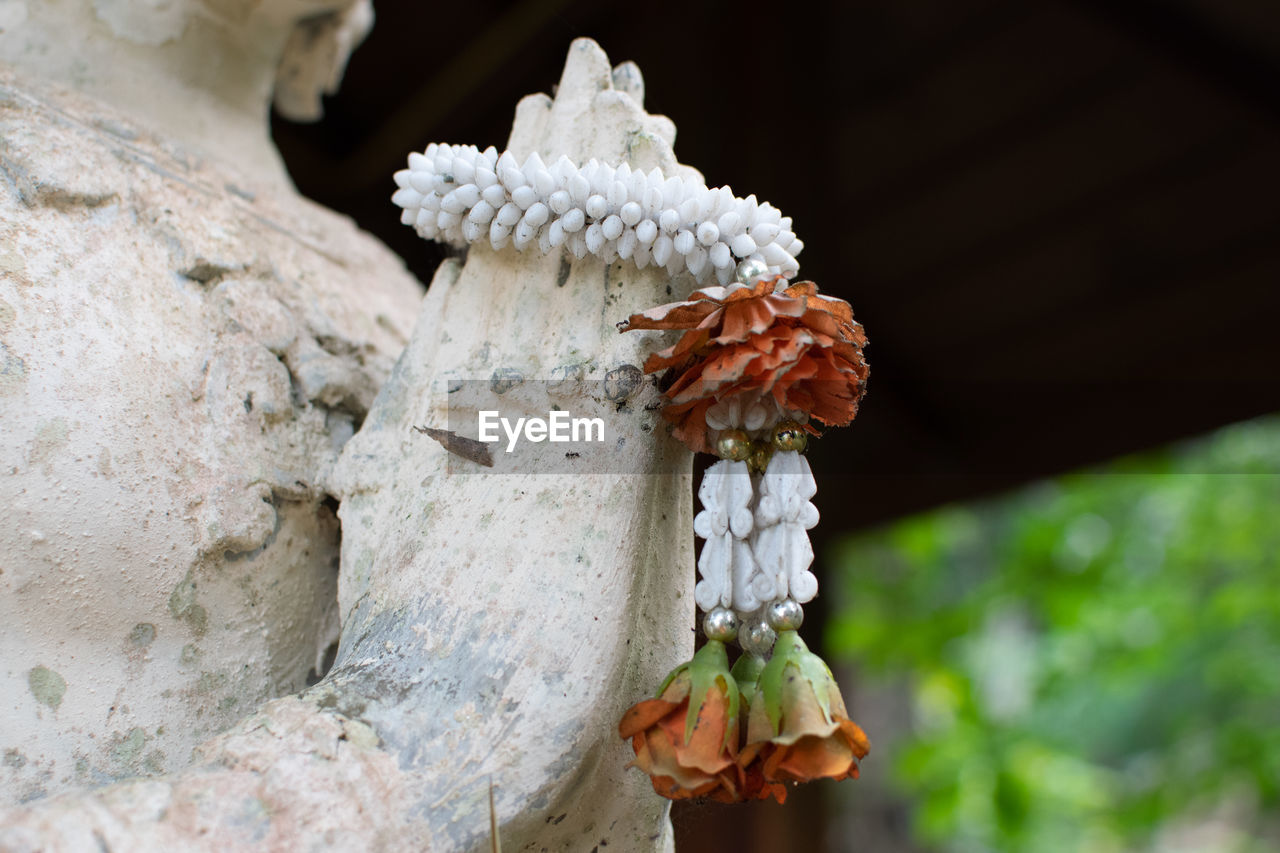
1;1;690;848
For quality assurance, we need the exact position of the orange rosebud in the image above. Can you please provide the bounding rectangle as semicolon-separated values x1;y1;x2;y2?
619;276;869;454
618;641;745;802
729;652;790;803
740;759;790;804
739;631;869;796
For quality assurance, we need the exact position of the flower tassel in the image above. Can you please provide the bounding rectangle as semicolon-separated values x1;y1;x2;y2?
618;259;871;804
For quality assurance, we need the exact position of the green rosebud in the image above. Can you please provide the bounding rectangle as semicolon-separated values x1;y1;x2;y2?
730;652;767;709
740;631;870;788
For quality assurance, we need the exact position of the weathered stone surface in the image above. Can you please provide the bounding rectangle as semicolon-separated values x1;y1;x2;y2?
0;0;375;194
324;38;695;850
0;30;692;853
0;696;424;852
0;65;421;805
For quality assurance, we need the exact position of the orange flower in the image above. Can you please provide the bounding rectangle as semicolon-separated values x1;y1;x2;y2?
619;276;869;454
739;761;789;803
730;652;790;803
618;641;745;802
739;631;869;795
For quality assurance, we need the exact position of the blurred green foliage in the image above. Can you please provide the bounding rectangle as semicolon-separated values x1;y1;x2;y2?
828;416;1280;852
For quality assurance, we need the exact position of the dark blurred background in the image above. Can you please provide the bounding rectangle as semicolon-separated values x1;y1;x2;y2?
272;1;1280;849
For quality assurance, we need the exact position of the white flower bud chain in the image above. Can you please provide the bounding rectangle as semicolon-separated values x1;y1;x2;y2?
393;143;804;283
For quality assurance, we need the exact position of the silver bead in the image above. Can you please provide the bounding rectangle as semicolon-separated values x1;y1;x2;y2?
766;599;804;631
734;257;770;285
702;607;739;642
739;620;777;656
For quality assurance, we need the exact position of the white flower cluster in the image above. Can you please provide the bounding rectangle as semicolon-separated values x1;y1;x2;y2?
392;143;803;283
694;453;819;617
